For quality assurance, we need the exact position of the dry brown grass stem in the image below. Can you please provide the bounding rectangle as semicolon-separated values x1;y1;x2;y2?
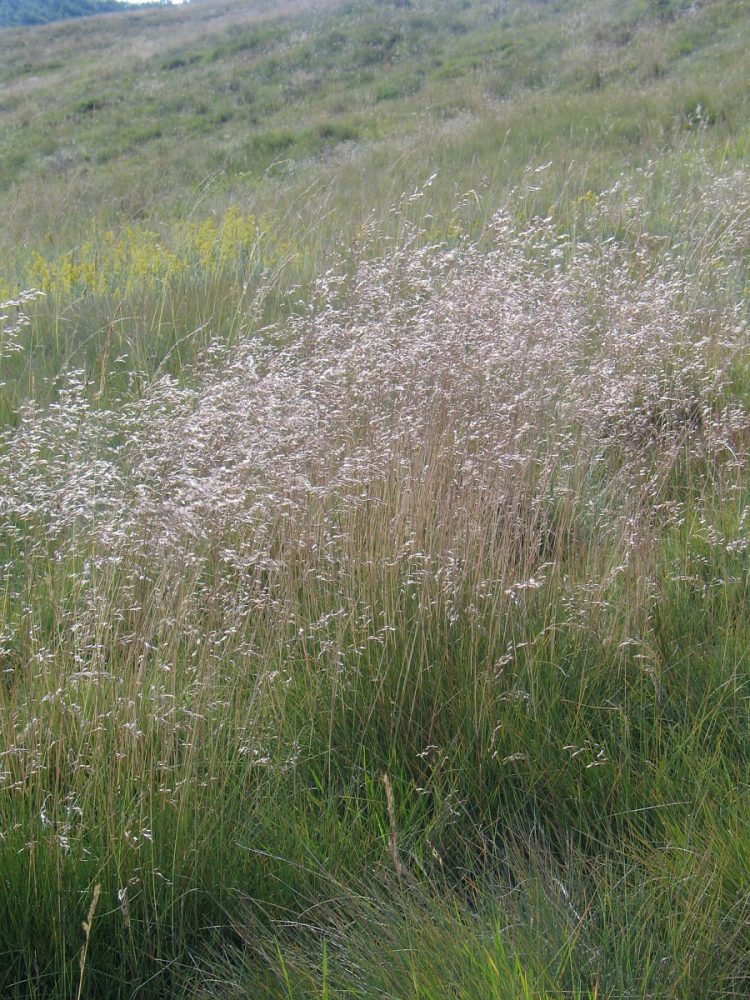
76;883;101;1000
382;772;404;881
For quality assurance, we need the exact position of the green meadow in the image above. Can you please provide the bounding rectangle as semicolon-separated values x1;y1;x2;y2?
1;0;749;996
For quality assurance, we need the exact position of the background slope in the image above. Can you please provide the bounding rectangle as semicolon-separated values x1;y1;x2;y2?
0;0;139;29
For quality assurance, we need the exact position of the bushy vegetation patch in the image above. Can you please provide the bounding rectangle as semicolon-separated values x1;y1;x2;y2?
2;164;750;995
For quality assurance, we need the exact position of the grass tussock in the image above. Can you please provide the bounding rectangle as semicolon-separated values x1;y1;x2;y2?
1;159;749;996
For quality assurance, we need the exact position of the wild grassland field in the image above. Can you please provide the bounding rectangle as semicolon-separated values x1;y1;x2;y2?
1;0;750;997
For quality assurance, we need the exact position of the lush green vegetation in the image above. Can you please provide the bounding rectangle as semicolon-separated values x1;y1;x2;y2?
0;0;749;997
0;0;137;29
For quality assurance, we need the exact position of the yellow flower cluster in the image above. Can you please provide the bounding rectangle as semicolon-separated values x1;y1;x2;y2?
21;208;284;299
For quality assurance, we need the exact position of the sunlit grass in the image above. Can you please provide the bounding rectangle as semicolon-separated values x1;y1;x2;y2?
1;0;750;997
2;162;750;995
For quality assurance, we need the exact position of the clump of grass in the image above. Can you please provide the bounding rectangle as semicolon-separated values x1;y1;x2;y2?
0;159;749;996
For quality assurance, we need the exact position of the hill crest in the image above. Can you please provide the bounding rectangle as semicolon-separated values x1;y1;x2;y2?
0;0;155;29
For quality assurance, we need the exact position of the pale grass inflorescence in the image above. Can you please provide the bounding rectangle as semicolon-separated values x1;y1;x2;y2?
1;171;748;758
2;178;746;558
0;289;44;373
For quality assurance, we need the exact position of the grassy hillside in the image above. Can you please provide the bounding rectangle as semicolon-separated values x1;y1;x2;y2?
1;0;749;997
0;0;748;414
0;0;135;29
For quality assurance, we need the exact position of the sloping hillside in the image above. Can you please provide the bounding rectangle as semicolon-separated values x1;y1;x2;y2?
0;0;747;401
0;0;747;239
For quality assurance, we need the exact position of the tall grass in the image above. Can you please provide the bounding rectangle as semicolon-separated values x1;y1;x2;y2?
1;158;749;996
